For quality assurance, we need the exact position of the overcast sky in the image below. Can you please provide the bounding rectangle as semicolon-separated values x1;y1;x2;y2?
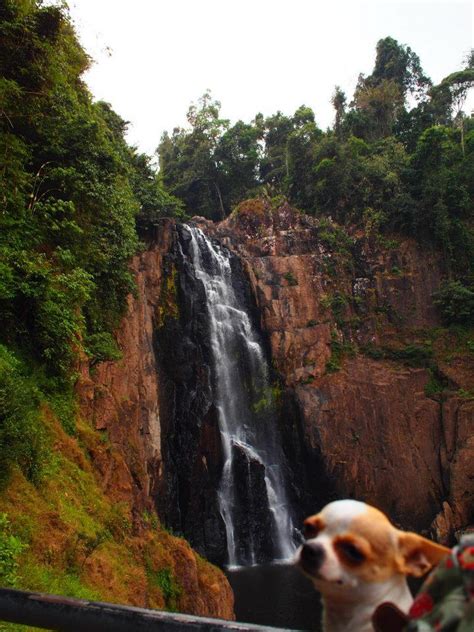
67;0;473;156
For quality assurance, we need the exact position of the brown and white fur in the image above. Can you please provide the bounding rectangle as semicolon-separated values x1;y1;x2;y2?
295;500;449;632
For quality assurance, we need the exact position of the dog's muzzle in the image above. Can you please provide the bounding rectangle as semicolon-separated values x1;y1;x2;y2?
298;542;325;575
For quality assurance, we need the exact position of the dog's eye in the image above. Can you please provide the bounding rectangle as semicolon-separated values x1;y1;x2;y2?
336;540;366;564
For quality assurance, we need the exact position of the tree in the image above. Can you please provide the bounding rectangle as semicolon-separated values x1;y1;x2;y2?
433;280;474;325
437;51;474;155
215;121;261;209
369;37;431;101
332;86;347;137
158;92;229;220
0;0;183;374
352;79;404;140
260;111;294;189
261;106;320;198
408;126;471;266
348;38;431;141
286;106;321;210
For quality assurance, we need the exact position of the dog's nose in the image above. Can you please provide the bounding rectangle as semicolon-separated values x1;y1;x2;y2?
300;542;325;572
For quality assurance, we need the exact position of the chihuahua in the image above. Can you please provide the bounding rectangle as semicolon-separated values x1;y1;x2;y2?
295;500;449;632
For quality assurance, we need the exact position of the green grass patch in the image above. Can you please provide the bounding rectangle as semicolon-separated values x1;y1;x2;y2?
146;566;181;611
20;560;102;601
458;388;474;400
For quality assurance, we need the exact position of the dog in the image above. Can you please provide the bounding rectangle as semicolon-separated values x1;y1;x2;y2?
295;500;449;632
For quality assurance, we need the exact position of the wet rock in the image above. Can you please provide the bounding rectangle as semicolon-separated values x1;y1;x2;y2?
230;441;275;564
203;202;473;541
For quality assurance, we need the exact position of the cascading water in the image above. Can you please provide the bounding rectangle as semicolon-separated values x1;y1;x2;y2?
184;224;296;567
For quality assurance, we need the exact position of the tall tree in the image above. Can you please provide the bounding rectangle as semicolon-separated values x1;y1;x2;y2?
332;86;347;137
369;36;431;101
348;37;431;141
158;92;229;219
260;111;294;189
437;50;474;155
215;120;261;208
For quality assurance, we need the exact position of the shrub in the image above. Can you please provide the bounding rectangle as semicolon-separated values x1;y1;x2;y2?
433;280;474;325
317;219;354;257
361;343;433;367
424;369;446;397
85;332;122;365
325;330;357;373
0;346;48;486
0;514;26;587
282;271;298;286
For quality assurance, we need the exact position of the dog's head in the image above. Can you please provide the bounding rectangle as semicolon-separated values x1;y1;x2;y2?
296;500;449;597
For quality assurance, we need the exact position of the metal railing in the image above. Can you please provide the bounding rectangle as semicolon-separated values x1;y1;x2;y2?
0;588;298;631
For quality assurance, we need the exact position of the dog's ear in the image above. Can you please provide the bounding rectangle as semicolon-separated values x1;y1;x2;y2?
303;514;325;539
396;531;450;577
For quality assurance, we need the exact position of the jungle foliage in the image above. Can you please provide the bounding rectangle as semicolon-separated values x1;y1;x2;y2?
0;0;183;375
158;37;474;313
0;0;184;482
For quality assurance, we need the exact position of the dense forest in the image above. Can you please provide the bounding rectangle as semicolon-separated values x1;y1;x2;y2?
0;0;473;606
159;42;474;281
0;0;184;484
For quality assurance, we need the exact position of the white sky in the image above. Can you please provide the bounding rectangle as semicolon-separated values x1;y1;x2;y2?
67;0;474;156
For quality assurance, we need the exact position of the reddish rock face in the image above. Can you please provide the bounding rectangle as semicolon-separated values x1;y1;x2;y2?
78;224;173;513
76;221;234;618
77;200;472;612
201;201;473;542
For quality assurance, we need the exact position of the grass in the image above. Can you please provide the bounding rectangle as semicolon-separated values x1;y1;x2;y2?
0;400;228;617
458;388;474;400
146;566;182;611
320;292;351;327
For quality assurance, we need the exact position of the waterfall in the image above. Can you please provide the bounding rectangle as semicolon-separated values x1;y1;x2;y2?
183;224;296;567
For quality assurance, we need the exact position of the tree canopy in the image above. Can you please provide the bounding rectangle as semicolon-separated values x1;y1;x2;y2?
157;37;474;279
0;0;183;377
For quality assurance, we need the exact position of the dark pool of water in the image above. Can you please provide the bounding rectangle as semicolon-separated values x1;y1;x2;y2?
226;562;322;630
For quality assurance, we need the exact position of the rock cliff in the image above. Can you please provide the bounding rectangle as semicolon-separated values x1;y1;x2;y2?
76;199;472;611
76;221;234;619
200;199;473;542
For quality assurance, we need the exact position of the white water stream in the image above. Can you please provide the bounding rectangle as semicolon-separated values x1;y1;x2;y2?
185;225;296;567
